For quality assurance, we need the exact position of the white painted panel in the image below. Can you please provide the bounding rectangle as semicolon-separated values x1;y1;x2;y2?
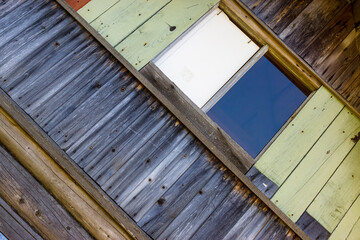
154;8;259;108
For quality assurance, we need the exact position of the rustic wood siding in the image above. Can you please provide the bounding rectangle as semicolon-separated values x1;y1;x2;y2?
0;0;299;239
239;0;360;112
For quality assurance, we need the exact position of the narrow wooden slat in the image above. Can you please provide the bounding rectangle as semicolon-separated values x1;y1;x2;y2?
77;0;119;23
0;197;42;240
253;216;289;240
190;185;257;240
300;4;354;67
255;86;343;186
240;0;270;15
90;0;171;47
0;0;27;19
256;0;312;35
307;141;360;232
296;212;330;240
279;0;347;53
157;167;234;239
121;135;199;221
346;219;360;240
0;145;92;240
246;167;278;198
115;0;219;70
138;153;218;238
65;0;91;11
271;108;360;222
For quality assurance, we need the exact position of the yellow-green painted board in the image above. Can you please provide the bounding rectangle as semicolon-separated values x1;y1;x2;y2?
255;86;344;186
307;141;360;232
330;195;360;240
90;0;171;46
347;217;360;240
271;108;360;222
116;0;219;70
78;0;119;23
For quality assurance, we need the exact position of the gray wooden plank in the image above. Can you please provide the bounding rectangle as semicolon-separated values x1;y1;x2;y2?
138;152;218;238
0;198;42;240
246;166;278;198
121;135;200;221
157;167;234;240
190;184;257;240
296;212;330;240
0;145;92;239
0;0;27;19
83;102;168;178
103;117;184;201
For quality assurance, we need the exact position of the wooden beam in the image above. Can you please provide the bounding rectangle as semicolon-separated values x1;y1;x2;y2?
220;0;360;119
0;91;150;240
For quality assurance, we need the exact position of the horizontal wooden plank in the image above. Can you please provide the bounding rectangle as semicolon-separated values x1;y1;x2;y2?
116;0;219;70
90;0;171;46
307;141;360;232
271;108;360;222
329;194;360;240
255;86;343;186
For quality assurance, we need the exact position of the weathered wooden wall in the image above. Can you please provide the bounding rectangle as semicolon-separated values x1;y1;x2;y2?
240;0;360;112
0;0;301;239
0;143;92;240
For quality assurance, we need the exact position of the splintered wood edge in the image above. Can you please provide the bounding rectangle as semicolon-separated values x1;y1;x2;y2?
0;91;150;240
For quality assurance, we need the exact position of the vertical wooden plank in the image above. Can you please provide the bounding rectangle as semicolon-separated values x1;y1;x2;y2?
90;0;171;46
77;0;119;23
271;108;360;222
330;195;360;240
65;0;91;11
115;0;219;70
307;142;360;232
255;86;343;186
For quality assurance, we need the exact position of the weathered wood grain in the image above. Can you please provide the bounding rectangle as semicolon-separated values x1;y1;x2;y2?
253;216;289;240
0;0;27;19
246;166;278;198
256;0;312;35
255;86;343;186
116;0;219;70
300;4;354;68
0;197;43;240
90;0;171;46
0;145;92;240
296;212;330;240
138;153;218;238
271;108;360;222
240;0;270;15
77;0;119;23
316;30;359;84
190;185;257;240
307;141;360;232
279;0;347;53
157;167;234;239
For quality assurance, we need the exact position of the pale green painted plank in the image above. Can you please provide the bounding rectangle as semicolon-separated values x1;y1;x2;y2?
271;108;360;222
90;0;171;46
347;217;360;240
330;195;360;240
116;0;219;70
78;0;119;23
255;86;344;186
307;141;360;232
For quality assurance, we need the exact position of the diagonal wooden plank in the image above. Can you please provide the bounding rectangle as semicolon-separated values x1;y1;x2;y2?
90;0;171;47
115;0;219;70
307;141;360;232
255;86;344;186
330;194;360;239
271;108;360;222
78;0;119;23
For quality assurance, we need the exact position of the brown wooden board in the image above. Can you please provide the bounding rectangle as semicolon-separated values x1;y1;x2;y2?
0;145;93;240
